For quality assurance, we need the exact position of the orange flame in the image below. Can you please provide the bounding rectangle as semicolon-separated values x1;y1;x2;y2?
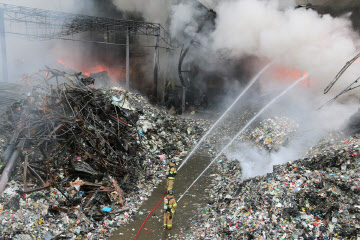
57;59;126;84
271;64;312;87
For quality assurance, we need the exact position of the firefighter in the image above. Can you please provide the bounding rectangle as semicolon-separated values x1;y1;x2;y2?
164;189;177;229
166;159;177;190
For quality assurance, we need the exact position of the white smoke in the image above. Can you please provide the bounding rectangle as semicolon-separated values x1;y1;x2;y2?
184;0;360;180
111;0;172;24
186;0;360;179
211;0;360;90
169;2;204;41
224;85;359;179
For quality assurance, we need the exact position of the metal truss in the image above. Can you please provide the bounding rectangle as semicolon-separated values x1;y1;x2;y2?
0;3;173;47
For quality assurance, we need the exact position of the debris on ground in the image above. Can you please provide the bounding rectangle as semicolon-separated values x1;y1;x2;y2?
241;117;299;151
185;126;360;239
0;69;211;239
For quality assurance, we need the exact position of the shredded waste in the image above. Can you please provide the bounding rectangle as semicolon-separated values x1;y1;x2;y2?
186;130;360;239
0;69;210;239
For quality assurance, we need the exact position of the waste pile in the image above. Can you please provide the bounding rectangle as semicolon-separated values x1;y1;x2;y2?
186;129;360;239
241;117;299;152
0;68;211;239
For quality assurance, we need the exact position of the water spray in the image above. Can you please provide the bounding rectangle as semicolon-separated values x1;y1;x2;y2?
177;74;309;202
178;62;273;171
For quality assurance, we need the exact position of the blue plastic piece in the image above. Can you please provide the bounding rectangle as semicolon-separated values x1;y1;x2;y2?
102;207;112;212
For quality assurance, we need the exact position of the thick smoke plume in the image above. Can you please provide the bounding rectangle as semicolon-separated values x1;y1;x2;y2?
168;0;360;179
212;0;360;89
209;0;360;177
169;2;205;42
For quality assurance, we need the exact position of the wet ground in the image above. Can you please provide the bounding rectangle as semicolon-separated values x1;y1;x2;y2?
110;153;214;240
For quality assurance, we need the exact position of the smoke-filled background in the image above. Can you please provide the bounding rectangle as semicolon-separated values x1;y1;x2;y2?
1;0;360;178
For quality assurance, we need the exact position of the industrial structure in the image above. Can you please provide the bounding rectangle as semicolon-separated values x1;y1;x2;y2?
0;3;175;99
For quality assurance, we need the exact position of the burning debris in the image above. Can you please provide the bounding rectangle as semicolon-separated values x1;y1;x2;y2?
0;68;211;238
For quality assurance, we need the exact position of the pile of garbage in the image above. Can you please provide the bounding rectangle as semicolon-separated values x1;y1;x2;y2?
241;117;299;151
186;130;360;239
0;68;211;239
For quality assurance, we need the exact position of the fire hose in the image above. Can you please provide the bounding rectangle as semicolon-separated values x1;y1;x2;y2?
134;187;168;240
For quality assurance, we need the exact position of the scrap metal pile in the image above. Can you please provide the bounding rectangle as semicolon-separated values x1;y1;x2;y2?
0;68;211;239
1;69;141;204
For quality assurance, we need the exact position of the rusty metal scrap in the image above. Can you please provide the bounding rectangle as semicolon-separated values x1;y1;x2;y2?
0;68;144;219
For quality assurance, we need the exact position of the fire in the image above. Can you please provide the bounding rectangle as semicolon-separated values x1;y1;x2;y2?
270;64;312;87
57;59;125;83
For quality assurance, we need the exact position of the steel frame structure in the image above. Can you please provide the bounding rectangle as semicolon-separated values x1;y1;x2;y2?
0;3;172;97
0;3;172;45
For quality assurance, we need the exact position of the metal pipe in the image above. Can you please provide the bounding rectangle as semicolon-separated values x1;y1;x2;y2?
1;131;19;164
0;150;20;194
2;144;14;164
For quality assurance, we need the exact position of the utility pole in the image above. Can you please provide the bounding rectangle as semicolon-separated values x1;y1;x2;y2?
0;9;8;82
153;35;159;101
126;28;130;91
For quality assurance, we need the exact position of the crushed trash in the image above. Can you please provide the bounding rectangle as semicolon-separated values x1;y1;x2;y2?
185;128;360;239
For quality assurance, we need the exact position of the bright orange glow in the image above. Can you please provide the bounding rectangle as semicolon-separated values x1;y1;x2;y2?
57;59;125;84
270;64;313;87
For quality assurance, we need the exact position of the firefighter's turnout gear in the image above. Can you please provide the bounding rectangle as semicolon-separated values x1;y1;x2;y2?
166;160;177;190
164;190;177;229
